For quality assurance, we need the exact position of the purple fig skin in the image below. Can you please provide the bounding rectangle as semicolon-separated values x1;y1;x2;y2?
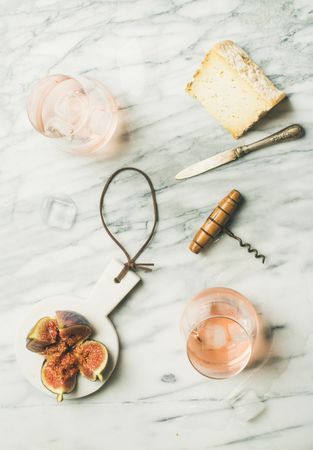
56;311;91;329
55;311;92;343
26;338;51;353
26;317;58;353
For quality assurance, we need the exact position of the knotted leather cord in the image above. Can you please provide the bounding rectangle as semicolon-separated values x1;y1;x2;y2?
99;167;159;283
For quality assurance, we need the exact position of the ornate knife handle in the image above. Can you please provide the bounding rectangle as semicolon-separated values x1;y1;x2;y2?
234;124;305;158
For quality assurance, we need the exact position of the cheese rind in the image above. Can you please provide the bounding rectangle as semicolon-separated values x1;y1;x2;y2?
186;40;286;138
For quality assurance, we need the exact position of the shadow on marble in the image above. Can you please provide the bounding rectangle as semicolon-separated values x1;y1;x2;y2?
251;96;294;132
92;108;131;161
247;312;273;369
237;312;289;394
223;311;289;422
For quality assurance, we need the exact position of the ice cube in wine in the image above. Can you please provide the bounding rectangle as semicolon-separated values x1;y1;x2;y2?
187;317;252;379
181;288;258;379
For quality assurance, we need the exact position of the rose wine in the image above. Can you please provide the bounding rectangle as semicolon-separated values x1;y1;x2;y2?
27;74;117;155
187;316;252;379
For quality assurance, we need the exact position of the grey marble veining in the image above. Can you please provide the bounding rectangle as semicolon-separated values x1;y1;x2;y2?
1;0;313;449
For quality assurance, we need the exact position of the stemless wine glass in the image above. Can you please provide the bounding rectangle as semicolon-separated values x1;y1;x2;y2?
27;74;118;155
181;288;259;379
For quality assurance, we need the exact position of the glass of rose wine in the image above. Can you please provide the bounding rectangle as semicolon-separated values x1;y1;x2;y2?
27;74;118;155
181;288;259;379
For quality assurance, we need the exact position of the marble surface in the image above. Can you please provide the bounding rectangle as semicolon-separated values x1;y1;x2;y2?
1;0;313;448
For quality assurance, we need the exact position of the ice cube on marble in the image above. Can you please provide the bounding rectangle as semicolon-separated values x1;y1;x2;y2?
41;195;77;230
229;390;265;422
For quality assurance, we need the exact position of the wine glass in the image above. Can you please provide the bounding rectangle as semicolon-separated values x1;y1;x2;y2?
181;288;259;379
27;74;118;155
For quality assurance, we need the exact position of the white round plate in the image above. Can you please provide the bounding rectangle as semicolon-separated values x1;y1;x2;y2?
16;295;119;400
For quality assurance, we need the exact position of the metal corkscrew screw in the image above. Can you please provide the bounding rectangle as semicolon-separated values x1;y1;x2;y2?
189;189;265;264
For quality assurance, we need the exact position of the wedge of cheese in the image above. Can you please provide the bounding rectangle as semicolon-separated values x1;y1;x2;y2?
186;40;286;139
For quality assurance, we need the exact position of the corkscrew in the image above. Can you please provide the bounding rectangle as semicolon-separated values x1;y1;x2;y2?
189;189;265;264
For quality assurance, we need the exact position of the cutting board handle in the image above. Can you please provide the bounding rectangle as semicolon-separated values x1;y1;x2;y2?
88;259;141;316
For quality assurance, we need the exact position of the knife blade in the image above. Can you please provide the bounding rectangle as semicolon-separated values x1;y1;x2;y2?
175;148;237;180
175;124;305;180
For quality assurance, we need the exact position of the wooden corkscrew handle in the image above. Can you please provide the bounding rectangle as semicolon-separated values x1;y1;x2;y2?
189;189;242;254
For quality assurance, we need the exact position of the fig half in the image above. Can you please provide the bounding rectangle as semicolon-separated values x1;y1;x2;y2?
26;317;58;353
56;311;92;346
41;352;78;402
75;340;108;382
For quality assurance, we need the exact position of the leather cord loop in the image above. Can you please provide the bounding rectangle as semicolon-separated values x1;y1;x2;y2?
99;167;159;283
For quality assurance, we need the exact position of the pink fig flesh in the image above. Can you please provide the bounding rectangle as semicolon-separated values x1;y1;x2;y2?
41;352;78;402
42;340;68;359
75;340;108;382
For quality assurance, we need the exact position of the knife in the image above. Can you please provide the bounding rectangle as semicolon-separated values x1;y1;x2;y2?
175;124;304;180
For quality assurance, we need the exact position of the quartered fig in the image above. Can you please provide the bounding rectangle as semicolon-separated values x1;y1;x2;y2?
41;352;78;402
55;311;92;346
26;311;109;401
26;317;58;353
75;340;108;382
